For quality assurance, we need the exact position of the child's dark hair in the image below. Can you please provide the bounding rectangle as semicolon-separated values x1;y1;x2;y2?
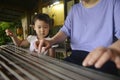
32;13;52;26
31;13;52;37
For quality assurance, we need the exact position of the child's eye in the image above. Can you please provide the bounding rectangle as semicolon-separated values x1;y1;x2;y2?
44;26;48;28
38;26;41;28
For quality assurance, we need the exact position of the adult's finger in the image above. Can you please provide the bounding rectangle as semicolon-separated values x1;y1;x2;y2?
35;41;39;48
114;55;120;69
82;47;106;67
44;41;51;51
94;49;112;68
38;39;44;54
82;51;102;67
82;52;93;66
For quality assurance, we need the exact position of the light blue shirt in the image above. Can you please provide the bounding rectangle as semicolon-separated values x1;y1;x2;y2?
60;0;120;52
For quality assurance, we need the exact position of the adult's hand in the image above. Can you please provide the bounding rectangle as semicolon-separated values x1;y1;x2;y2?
82;47;120;69
35;39;52;54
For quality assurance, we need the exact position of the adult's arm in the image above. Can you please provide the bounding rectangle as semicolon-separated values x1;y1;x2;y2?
37;31;67;53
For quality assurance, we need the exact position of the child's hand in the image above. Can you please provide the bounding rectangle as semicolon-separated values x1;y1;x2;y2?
5;29;14;37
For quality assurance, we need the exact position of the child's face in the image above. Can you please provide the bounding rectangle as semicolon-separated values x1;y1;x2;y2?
33;19;50;39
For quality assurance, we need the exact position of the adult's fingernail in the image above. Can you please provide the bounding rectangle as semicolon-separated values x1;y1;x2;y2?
82;62;87;66
95;64;101;68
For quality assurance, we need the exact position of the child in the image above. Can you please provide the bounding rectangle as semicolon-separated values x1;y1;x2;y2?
5;13;56;57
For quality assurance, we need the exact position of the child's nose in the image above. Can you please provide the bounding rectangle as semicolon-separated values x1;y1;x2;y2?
40;28;44;31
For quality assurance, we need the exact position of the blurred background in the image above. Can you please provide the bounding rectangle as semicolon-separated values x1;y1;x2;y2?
0;0;80;45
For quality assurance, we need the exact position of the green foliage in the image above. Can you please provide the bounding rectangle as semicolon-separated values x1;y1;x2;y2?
0;22;15;45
